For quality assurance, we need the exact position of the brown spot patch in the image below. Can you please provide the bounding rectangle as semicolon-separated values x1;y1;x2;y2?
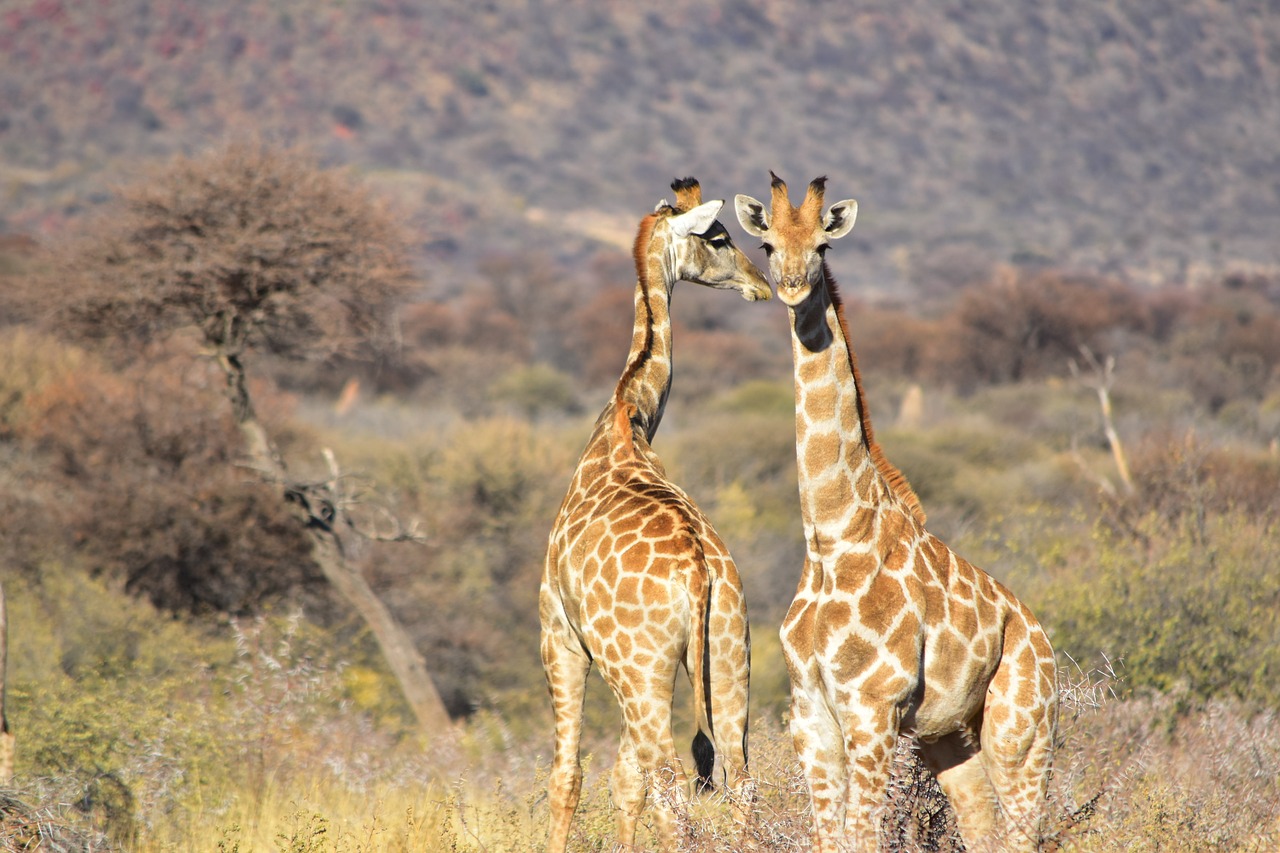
803;385;838;422
617;575;640;602
593;613;617;638
782;600;817;657
803;430;841;472
654;536;688;556
621;543;651;574
616;605;644;630
816;600;853;647
611;512;644;533
833;631;876;680
798;357;827;385
812;476;851;521
833;552;876;592
952;603;978;638
858;579;907;634
642;513;675;539
641;576;665;601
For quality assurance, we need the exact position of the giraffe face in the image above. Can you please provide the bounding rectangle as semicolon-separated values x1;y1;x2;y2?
663;200;773;302
734;176;857;308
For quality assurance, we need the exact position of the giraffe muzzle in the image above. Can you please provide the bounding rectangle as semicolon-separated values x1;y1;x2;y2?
776;274;812;304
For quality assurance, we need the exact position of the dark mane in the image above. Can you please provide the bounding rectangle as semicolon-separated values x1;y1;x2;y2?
611;212;661;413
824;261;927;525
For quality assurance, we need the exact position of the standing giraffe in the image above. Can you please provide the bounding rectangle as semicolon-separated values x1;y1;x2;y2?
735;174;1057;852
541;177;771;852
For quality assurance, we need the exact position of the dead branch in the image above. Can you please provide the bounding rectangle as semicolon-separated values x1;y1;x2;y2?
1069;345;1134;495
0;583;12;784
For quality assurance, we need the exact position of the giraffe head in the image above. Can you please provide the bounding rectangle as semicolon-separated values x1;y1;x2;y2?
733;172;857;307
650;177;772;302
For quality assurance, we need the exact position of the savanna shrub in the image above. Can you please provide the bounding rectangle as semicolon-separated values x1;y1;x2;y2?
12;345;322;615
1045;507;1280;706
366;416;575;718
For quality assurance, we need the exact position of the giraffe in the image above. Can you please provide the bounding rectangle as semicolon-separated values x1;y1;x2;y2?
540;177;771;852
735;174;1057;852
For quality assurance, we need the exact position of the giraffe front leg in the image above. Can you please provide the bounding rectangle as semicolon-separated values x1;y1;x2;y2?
788;684;849;853
540;620;592;853
838;703;900;853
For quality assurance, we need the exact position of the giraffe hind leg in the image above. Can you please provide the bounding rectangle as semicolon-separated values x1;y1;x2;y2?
982;699;1055;852
710;587;752;805
600;655;686;852
918;730;1000;850
981;633;1057;851
611;696;687;851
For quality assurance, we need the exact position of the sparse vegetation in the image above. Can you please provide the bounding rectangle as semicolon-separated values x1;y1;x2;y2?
2;3;1280;846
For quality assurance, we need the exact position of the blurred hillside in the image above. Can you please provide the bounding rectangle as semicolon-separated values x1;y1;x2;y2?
1;0;1278;294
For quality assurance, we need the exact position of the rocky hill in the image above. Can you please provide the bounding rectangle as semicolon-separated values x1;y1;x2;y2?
1;0;1278;294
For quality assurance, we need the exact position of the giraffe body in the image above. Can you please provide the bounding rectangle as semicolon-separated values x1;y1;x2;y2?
737;175;1057;852
541;179;769;852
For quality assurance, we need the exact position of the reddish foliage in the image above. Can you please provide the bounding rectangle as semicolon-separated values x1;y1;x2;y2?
15;353;325;616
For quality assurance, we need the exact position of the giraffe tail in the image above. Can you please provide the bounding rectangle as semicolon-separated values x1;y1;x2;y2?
691;565;717;793
692;729;715;793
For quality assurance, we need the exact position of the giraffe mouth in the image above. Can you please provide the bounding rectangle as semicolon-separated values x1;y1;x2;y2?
776;278;812;305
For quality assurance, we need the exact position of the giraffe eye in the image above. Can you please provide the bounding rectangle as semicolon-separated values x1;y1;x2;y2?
706;235;729;249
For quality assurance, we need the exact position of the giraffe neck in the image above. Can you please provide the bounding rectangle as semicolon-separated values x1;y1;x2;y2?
788;267;926;543
788;269;890;549
612;217;677;443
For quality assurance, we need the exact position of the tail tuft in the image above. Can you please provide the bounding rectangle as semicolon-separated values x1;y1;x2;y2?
692;730;716;793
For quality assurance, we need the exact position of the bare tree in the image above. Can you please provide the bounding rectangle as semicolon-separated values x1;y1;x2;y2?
54;141;452;733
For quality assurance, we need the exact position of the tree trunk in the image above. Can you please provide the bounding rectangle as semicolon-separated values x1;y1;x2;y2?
0;583;14;784
303;530;454;733
219;352;452;735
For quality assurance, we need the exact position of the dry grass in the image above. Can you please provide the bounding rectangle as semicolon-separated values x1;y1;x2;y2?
5;606;1279;852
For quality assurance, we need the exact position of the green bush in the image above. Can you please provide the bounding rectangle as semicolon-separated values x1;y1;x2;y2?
1030;509;1280;706
489;363;582;419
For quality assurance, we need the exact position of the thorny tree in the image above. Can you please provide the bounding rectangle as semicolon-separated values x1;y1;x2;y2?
55;141;451;733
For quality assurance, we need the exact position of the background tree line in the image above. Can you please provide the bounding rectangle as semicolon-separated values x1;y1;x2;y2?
3;141;1279;717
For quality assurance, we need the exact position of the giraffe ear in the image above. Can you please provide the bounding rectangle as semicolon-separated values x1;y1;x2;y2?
669;199;723;238
823;199;858;239
734;195;770;237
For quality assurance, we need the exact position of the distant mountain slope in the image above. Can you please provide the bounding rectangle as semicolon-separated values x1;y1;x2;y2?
1;0;1277;291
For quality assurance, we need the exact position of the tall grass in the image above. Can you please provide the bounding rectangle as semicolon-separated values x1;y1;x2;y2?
6;596;1279;852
